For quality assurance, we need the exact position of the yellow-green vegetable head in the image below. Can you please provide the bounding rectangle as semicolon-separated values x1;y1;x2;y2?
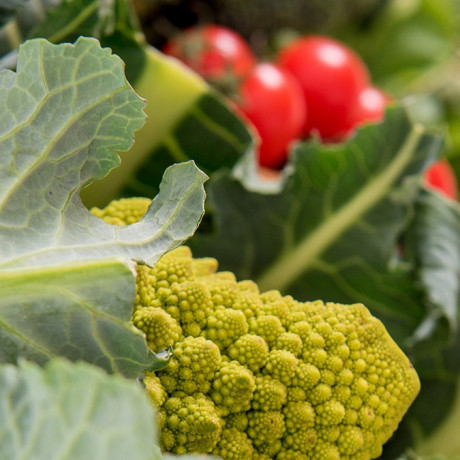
92;198;421;460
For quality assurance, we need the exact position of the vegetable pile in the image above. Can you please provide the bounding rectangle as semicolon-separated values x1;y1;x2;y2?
1;1;460;460
94;198;421;459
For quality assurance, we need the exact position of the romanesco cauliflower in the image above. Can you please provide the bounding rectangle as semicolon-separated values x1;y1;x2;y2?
92;198;421;460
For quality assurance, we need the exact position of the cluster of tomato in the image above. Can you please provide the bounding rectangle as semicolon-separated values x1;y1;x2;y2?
162;24;457;199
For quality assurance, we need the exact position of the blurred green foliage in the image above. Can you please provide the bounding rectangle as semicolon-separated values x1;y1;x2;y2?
335;0;460;162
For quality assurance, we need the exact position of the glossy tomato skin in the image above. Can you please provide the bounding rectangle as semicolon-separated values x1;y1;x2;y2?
346;86;389;129
235;62;308;169
277;35;370;141
162;25;256;81
425;158;458;200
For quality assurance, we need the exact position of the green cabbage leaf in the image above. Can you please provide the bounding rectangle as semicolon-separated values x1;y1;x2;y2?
0;37;207;377
0;359;161;460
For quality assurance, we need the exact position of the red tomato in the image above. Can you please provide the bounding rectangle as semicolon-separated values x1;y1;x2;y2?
277;35;370;141
162;25;256;82
347;86;389;129
235;62;308;169
425;158;458;200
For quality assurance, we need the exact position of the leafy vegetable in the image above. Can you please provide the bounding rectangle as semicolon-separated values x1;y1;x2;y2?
0;359;161;460
0;36;207;376
0;36;204;270
404;188;460;340
1;259;163;375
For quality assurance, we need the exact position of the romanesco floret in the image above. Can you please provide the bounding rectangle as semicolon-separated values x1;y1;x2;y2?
204;277;239;309
283;401;316;432
160;392;223;454
248;314;285;347
260;298;291;327
247;410;286;454
203;307;249;350
224;412;249;432
143;371;168;408
90;197;151;225
336;426;365;455
211;360;256;415
134;248;195;310
237;279;260;293
135;264;161;308
252;375;287;411
192;256;219;276
166;280;213;336
232;290;263;318
259;289;283;303
291;361;321;390
150;249;196;301
226;334;269;372
276;449;310;460
274;332;303;357
263;349;299;386
310;439;340;460
212;428;254;460
90;198;422;460
282;428;318;454
285;311;308;328
286;386;307;403
132;306;182;352
253;453;272;460
159;336;221;394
